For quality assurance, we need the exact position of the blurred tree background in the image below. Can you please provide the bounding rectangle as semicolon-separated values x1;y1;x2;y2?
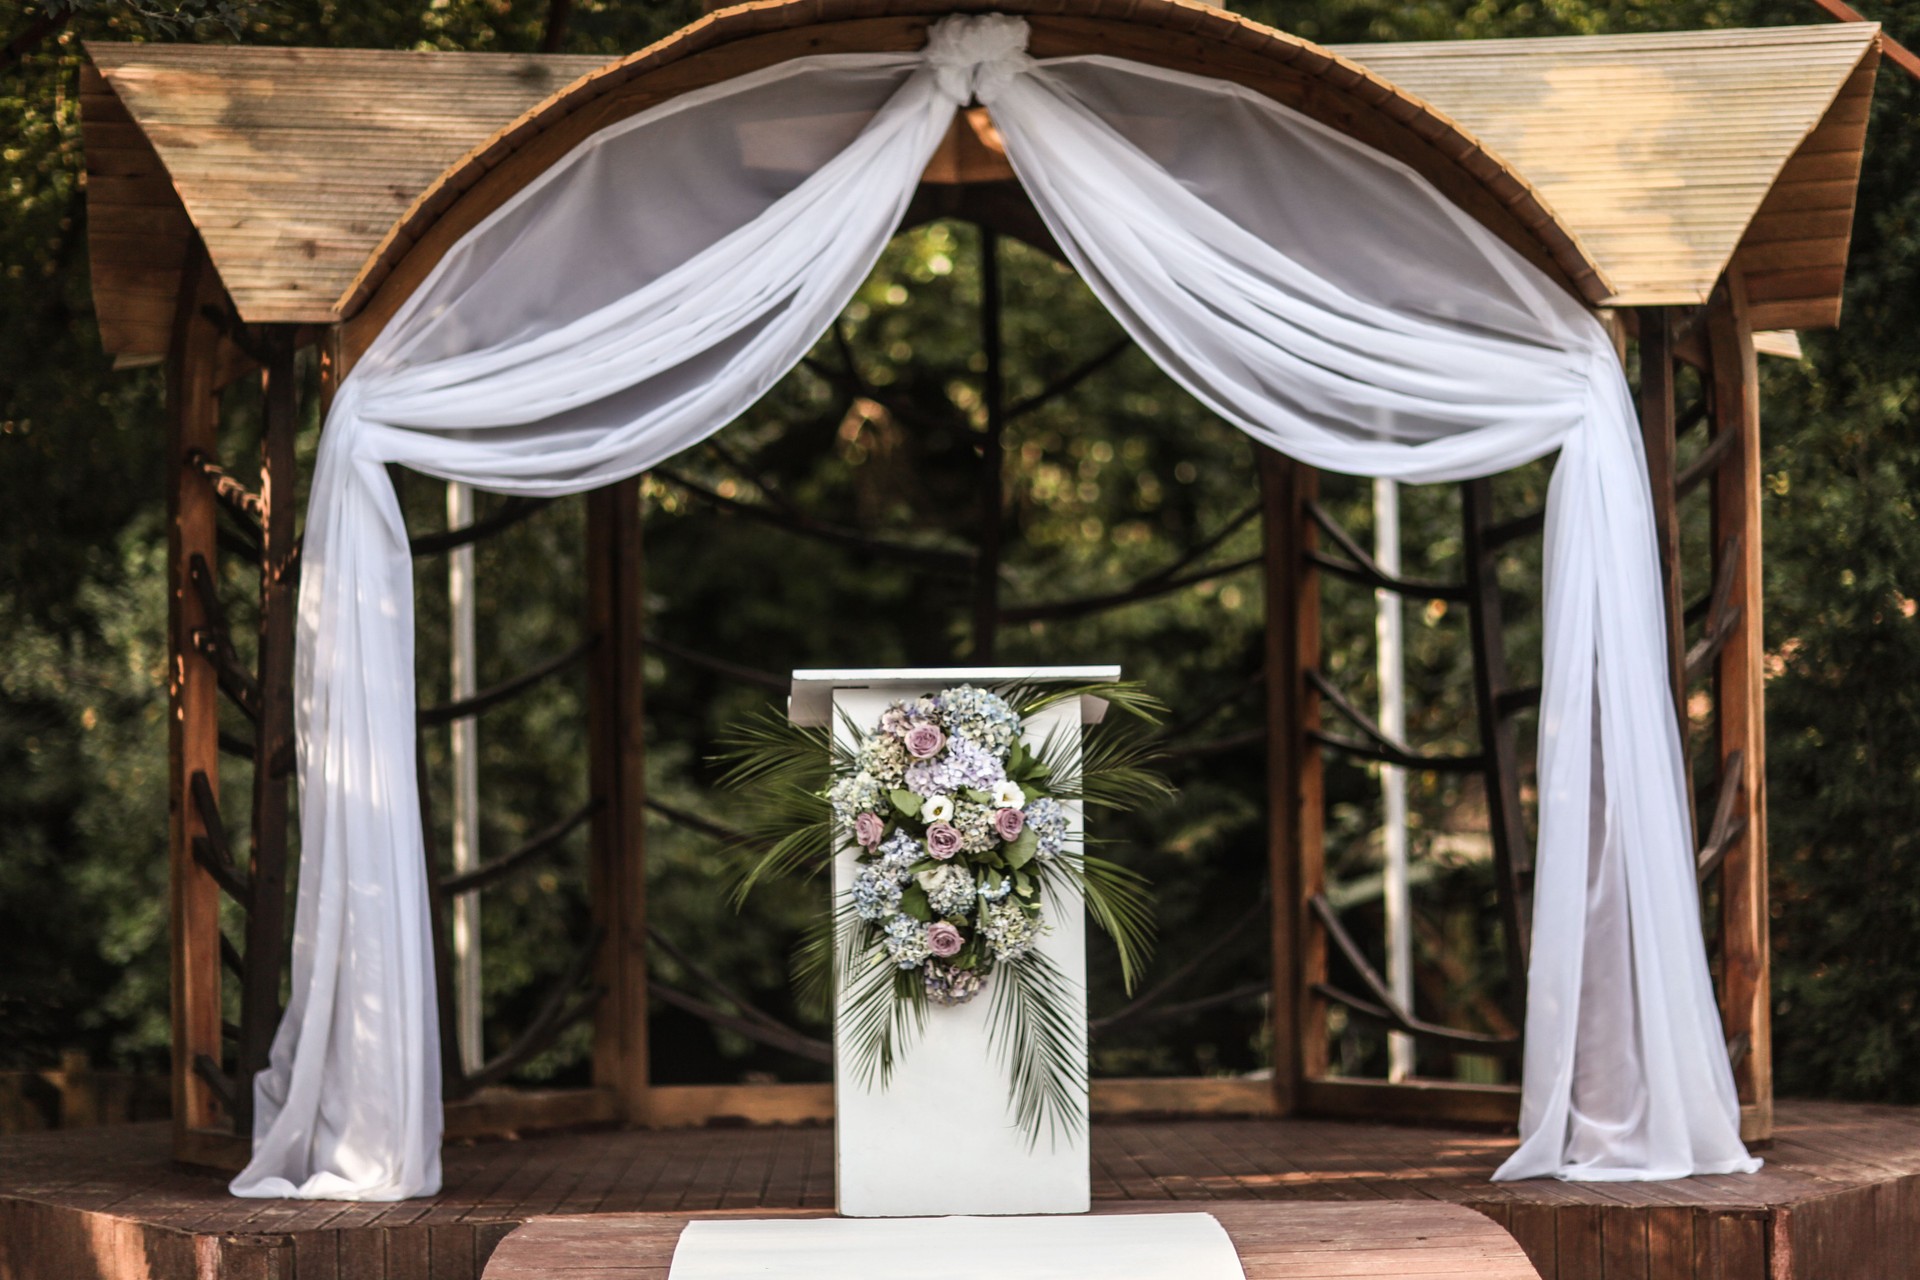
1;0;1915;1106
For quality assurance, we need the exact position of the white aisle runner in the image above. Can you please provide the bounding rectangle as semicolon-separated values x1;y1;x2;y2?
667;1213;1246;1280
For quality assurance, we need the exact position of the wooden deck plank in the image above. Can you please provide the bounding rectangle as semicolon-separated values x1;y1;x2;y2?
477;1202;1543;1279
5;1102;1920;1279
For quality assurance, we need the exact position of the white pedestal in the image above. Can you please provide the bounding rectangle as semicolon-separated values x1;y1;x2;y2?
789;667;1115;1219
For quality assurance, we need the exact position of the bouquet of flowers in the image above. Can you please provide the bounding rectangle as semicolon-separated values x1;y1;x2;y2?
723;679;1168;1145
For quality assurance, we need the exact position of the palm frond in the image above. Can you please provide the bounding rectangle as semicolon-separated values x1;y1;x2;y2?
987;950;1087;1149
1025;844;1157;996
839;940;926;1089
1075;723;1175;811
713;705;841;789
725;779;834;905
1005;678;1167;726
1076;854;1157;993
790;905;844;1020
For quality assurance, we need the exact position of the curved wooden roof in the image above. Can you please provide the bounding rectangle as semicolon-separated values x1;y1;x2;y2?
80;8;1882;363
332;0;1609;346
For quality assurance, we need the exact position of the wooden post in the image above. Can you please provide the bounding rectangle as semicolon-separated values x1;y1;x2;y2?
1259;447;1321;1112
1461;480;1533;1020
1636;306;1689;725
587;480;651;1123
237;328;300;1127
1704;276;1773;1143
166;243;227;1142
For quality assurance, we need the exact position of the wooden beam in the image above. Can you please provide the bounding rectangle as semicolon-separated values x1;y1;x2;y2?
1636;306;1689;725
588;480;651;1124
1298;1077;1520;1129
166;240;229;1143
1705;273;1774;1143
1259;448;1321;1116
1461;479;1534;1017
238;327;301;1129
443;1085;621;1140
1803;0;1920;81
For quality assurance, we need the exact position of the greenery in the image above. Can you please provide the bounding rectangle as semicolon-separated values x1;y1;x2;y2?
723;680;1166;1143
0;0;1915;1115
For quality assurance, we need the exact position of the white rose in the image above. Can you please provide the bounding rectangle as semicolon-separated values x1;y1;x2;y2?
992;781;1026;809
923;794;954;823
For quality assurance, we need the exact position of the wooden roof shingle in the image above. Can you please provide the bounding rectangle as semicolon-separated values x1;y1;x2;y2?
82;18;1881;361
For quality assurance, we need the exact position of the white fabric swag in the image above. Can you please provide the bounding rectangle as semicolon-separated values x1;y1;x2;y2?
232;14;1758;1200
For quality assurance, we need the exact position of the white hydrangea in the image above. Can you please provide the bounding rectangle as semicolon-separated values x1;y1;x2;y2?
981;898;1045;962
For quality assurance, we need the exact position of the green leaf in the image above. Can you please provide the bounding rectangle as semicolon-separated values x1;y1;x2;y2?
900;884;932;922
1005;826;1039;869
890;789;923;819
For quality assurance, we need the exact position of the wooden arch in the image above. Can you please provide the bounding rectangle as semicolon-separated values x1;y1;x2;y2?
112;3;1838;1169
336;0;1613;369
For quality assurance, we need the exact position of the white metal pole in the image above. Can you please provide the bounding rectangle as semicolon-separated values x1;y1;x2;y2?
1374;477;1415;1081
447;481;483;1074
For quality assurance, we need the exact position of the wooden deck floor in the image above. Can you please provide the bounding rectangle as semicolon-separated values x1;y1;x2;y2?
3;1099;1917;1280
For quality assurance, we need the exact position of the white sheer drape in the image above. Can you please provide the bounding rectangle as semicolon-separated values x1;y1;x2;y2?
232;14;1756;1200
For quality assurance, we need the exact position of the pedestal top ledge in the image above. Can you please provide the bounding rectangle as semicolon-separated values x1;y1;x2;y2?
788;666;1121;727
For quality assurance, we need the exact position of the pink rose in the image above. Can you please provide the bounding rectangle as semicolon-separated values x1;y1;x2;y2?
926;922;965;957
904;723;946;759
994;808;1025;841
854;812;885;849
926;822;963;859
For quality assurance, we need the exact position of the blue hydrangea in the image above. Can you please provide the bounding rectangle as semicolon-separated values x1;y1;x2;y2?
851;864;903;922
938;685;1023;756
1022;796;1070;859
904;735;1006;796
875;830;922;880
918;864;975;918
882;914;932;969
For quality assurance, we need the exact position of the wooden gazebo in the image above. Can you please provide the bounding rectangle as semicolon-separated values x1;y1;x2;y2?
76;1;1884;1175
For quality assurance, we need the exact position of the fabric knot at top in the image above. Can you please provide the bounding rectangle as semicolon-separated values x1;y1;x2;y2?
925;13;1034;105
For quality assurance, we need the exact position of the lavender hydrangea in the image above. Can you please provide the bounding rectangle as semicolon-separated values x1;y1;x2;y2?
980;898;1043;962
903;735;1006;796
924;961;986;1006
882;914;932;969
1022;796;1070;859
937;685;1023;755
879;696;939;740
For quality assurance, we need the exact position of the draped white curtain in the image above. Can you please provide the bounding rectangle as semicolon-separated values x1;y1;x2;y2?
231;14;1756;1201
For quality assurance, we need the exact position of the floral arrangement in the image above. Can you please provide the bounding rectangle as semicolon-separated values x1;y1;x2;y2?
723;679;1169;1144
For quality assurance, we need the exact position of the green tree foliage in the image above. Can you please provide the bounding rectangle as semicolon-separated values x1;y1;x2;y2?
1;0;1916;1103
1757;9;1920;1101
